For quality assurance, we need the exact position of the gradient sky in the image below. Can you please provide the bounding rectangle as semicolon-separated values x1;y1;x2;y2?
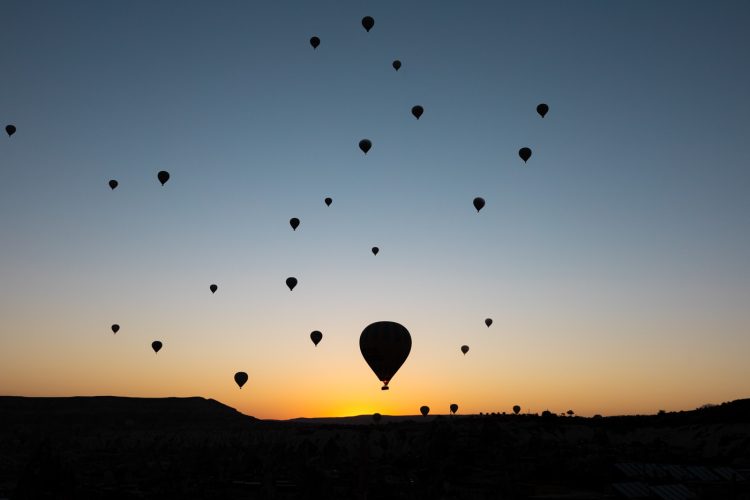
2;1;749;419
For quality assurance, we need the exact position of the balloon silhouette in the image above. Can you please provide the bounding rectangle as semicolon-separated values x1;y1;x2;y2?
210;284;218;294
392;60;401;71
310;36;320;49
111;324;120;334
519;147;532;163
310;330;322;346
513;405;521;415
411;106;424;119
485;318;492;328
324;197;332;206
372;412;382;423
461;345;469;355
420;405;430;417
234;371;248;389
286;277;298;291
157;170;170;185
371;246;379;256
290;218;300;231
359;321;412;390
359;139;372;154
450;403;458;415
361;16;374;32
5;125;16;137
108;180;118;190
536;103;549;118
151;341;162;353
473;197;485;212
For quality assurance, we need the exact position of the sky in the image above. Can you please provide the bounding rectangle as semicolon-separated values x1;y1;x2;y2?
1;0;749;419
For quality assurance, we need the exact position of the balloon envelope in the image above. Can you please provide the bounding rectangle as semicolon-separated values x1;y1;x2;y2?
5;125;16;137
485;318;492;327
372;412;382;423
310;330;322;346
519;147;532;163
111;324;120;334
536;103;549;117
461;345;469;355
234;371;248;388
151;341;162;353
210;284;218;294
513;405;521;415
310;36;320;49
290;218;300;230
108;180;118;190
359;321;412;390
473;197;485;212
392;60;401;71
286;277;298;291
420;405;430;417
324;197;332;206
411;106;423;119
361;16;374;32
157;170;170;185
359;139;372;154
450;403;458;415
371;246;379;255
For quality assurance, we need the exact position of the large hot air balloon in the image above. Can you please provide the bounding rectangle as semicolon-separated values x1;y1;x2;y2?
290;218;300;231
371;246;379;256
360;321;412;390
411;106;423;119
420;405;430;417
151;341;162;353
108;180;118;190
310;36;320;49
157;170;170;185
461;345;469;355
485;318;492;328
324;197;332;207
210;284;218;294
234;371;248;389
392;60;401;71
361;16;374;32
513;405;521;415
5;125;16;137
519;147;532;163
536;103;549;118
310;330;322;346
111;324;120;334
359;139;372;154
286;277;298;291
473;197;485;212
450;403;458;415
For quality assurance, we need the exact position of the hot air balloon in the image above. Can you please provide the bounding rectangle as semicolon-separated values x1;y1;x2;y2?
485;318;492;328
210;284;218;294
461;345;469;355
371;246;379;256
290;218;300;231
286;277;298;291
324;197;332;206
513;405;521;415
373;412;382;423
536;103;549;118
360;321;412;390
111;324;120;334
361;16;374;32
392;60;401;71
473;197;485;212
450;403;458;415
420;405;430;417
310;36;320;49
310;330;322;346
5;125;16;137
234;371;248;389
359;139;372;154
152;341;162;353
108;180;118;190
519;147;532;163
157;170;170;185
411;106;423;119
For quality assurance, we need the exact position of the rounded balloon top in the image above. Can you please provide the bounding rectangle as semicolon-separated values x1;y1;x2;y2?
371;246;379;256
210;284;218;294
286;277;298;291
359;321;412;390
5;125;16;137
461;345;469;355
411;106;424;120
108;180;118;190
157;170;170;186
310;330;322;346
473;197;485;212
392;60;401;71
234;371;248;389
485;318;493;328
361;16;374;32
111;324;120;334
324;197;332;207
536;103;549;118
372;412;382;423
519;147;532;163
420;405;430;417
450;403;458;415
290;218;300;231
359;139;372;154
310;36;320;49
151;341;163;353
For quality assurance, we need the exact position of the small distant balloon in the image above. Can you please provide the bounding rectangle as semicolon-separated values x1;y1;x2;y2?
359;139;372;154
324;197;332;207
310;330;322;346
536;103;549;118
361;16;374;32
290;218;300;231
372;412;382;423
371;246;379;256
234;371;248;389
108;180;118;190
286;277;298;291
519;147;532;163
111;324;120;334
210;284;218;294
420;405;430;417
450;403;458;415
411;106;423;120
151;341;162;353
5;125;16;137
513;405;521;415
473;197;485;212
392;60;401;71
461;345;469;355
157;170;170;185
310;36;320;49
485;318;493;328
